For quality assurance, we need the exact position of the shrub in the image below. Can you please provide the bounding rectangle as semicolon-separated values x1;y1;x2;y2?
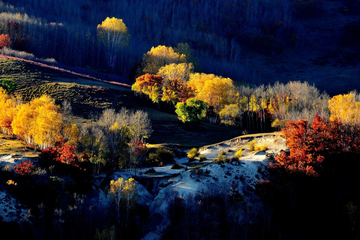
156;148;174;164
249;140;256;151
259;144;268;151
14;160;34;175
146;148;174;166
146;153;159;166
235;149;243;159
218;151;226;163
187;148;198;160
6;179;17;186
0;79;16;94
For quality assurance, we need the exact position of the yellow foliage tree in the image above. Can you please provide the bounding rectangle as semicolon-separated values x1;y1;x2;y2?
97;17;130;68
109;177;136;223
63;123;80;146
0;87;17;134
11;103;35;144
157;63;193;82
188;73;237;113
219;104;241;126
142;45;186;74
12;95;62;149
328;93;360;124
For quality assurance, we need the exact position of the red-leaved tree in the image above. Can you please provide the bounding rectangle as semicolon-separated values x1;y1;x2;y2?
0;34;11;48
272;114;360;176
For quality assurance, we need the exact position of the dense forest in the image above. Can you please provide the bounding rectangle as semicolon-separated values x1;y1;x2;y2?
0;0;360;239
0;0;356;84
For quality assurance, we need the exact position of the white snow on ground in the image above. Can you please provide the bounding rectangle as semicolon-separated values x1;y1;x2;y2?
0;155;16;167
0;155;34;223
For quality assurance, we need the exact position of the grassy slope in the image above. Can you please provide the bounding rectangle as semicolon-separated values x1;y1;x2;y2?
0;133;38;158
0;57;243;147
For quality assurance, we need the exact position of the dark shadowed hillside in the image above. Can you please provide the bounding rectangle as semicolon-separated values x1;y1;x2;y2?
0;0;358;95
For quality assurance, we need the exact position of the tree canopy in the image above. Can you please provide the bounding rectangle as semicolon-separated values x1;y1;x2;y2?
97;17;130;68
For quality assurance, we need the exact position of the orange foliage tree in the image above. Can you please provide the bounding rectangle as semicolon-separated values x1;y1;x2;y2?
271;114;360;176
0;34;11;48
131;74;164;103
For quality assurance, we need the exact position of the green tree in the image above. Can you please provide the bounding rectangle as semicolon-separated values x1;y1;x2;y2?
175;98;208;123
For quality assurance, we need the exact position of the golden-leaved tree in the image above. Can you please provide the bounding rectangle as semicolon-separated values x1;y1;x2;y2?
142;45;186;74
12;95;62;149
157;63;193;82
188;73;237;113
97;17;130;68
0;87;17;134
328;93;360;124
109;177;136;224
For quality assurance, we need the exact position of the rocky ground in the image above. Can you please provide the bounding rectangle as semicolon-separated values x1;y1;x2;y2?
0;134;287;239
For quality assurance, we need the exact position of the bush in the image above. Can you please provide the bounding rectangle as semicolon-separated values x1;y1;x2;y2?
254;144;268;151
218;151;226;163
249;140;256;151
0;79;16;94
156;148;174;164
235;149;243;159
187;148;198;160
259;144;268;151
14;160;34;175
147;148;175;166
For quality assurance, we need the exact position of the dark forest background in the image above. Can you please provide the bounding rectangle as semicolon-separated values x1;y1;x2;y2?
0;0;332;83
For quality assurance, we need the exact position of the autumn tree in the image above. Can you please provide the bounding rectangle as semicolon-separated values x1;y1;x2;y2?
219;104;241;126
7;21;26;50
0;87;17;134
175;98;208;123
271;114;356;176
328;93;360;124
188;73;237;114
131;74;164;103
62;123;79;146
161;78;195;105
109;178;136;224
97;17;130;68
79;123;107;174
142;45;186;74
12;95;62;149
0;34;11;48
157;63;193;82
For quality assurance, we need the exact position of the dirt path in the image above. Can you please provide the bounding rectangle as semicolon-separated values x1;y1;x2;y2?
0;54;131;88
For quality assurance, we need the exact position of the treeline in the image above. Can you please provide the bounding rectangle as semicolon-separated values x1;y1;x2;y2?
0;86;152;172
132;45;334;132
0;0;328;80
